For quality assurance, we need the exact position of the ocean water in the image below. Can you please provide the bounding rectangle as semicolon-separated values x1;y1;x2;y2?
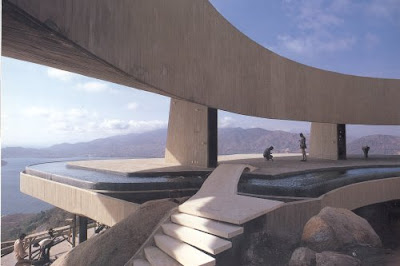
1;157;89;216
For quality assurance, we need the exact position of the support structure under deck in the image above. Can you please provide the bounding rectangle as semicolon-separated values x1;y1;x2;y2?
165;98;217;168
310;122;346;160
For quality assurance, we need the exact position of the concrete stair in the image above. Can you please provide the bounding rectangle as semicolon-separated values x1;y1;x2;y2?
161;223;232;255
171;212;243;238
133;211;244;266
154;234;215;266
128;165;277;266
144;246;181;266
131;258;151;266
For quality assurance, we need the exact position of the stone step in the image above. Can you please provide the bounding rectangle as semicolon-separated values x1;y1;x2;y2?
178;194;283;224
131;258;151;266
144;246;181;266
154;234;215;266
171;212;243;238
161;223;232;255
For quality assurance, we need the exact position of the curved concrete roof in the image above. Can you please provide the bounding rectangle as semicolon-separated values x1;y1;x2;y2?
3;0;400;125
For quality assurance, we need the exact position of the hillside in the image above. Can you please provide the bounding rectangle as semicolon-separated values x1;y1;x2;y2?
2;128;168;158
2;128;400;158
1;208;74;241
218;127;302;154
347;135;400;155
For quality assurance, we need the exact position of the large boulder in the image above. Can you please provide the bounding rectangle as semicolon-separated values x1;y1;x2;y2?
302;207;381;252
316;251;361;266
288;247;316;266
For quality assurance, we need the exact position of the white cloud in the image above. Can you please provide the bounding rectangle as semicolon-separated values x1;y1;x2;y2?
219;116;235;128
365;0;400;19
47;67;76;81
19;105;167;138
76;81;110;93
278;34;356;55
96;119;167;133
21;106;91;122
127;102;139;111
66;108;90;119
49;122;75;132
329;0;352;13
365;33;380;49
1;114;10;132
22;106;52;117
127;120;167;131
279;0;356;55
100;119;130;130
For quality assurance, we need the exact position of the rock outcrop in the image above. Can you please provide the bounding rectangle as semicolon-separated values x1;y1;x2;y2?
301;207;381;252
288;247;316;266
289;248;362;266
288;207;383;266
315;251;361;266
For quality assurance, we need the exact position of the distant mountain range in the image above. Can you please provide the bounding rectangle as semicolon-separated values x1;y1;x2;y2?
2;128;400;158
347;134;400;155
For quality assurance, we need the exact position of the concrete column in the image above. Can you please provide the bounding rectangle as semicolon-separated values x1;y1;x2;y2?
72;214;77;247
165;98;217;167
310;122;346;160
78;216;88;243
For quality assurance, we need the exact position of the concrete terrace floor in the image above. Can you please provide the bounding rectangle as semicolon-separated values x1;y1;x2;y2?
67;154;400;177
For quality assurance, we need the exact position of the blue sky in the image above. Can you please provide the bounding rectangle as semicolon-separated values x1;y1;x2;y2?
2;0;400;147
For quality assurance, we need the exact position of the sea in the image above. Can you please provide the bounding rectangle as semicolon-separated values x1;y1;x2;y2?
1;157;92;216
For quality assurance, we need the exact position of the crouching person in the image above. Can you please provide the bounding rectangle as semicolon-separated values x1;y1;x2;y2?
263;146;274;161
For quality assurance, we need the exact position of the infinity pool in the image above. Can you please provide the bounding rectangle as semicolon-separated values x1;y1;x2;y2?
25;161;400;198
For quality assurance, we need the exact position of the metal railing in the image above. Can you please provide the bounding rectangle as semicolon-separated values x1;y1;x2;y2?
1;222;96;258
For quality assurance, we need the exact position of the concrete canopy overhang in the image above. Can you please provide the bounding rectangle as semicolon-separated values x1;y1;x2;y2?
3;0;400;125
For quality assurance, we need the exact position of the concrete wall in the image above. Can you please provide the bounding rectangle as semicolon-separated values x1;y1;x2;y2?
165;98;217;167
3;0;400;125
259;176;400;243
321;176;400;210
309;123;339;160
20;173;139;226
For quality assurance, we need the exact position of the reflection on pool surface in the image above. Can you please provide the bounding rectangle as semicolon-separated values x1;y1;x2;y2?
25;161;207;191
26;161;400;198
239;167;400;197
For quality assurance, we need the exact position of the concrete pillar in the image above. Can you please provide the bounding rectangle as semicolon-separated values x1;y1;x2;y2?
310;122;346;160
78;216;88;243
72;214;77;247
165;98;217;167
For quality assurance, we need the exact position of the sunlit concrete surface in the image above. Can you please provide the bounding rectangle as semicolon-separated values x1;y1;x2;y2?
179;164;283;224
3;0;400;125
68;154;400;176
20;173;139;226
67;158;209;176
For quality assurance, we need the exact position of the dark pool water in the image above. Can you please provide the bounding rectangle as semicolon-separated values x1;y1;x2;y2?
25;161;207;191
239;167;400;197
26;161;400;198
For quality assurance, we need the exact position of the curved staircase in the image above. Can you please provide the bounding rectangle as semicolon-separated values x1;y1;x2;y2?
127;164;283;266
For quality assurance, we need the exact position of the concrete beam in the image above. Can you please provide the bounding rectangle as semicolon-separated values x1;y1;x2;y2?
3;0;400;125
309;123;346;160
20;173;139;226
165;98;217;168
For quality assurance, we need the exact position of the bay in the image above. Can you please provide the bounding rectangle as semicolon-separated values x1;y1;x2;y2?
1;157;102;215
